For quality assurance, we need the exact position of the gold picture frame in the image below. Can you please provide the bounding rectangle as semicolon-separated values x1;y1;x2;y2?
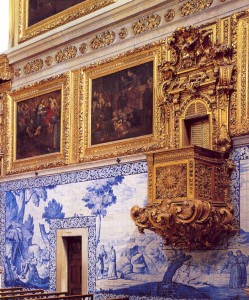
5;73;71;174
18;0;116;43
79;43;165;162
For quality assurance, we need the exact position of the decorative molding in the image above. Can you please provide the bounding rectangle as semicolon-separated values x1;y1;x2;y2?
164;9;175;22
118;28;128;40
23;58;43;74
55;46;77;64
132;14;161;35
14;68;22;78
179;0;213;17
79;43;88;54
49;217;96;293
45;56;53;66
90;30;116;50
18;0;116;43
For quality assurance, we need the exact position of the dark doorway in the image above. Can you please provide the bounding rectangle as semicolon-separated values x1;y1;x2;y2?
67;236;82;295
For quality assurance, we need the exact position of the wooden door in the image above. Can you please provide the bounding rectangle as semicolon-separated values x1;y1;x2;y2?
67;236;82;295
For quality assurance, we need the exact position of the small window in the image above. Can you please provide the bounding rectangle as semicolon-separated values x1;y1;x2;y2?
184;115;210;148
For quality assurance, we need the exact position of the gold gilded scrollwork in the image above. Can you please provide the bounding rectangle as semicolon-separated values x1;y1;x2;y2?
131;198;237;250
24;59;43;75
131;22;237;249
179;0;213;17
90;30;116;50
55;46;77;63
132;14;161;35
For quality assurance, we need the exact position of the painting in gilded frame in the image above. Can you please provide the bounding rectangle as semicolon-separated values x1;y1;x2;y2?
6;74;71;175
80;44;165;161
18;0;116;43
16;90;61;159
91;61;153;145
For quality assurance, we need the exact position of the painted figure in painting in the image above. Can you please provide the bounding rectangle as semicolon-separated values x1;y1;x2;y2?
16;91;61;159
91;61;153;145
108;246;117;280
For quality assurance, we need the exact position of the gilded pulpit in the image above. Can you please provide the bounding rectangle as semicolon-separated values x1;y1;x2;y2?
131;25;238;250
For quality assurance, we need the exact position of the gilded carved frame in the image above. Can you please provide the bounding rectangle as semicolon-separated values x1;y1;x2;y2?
5;73;71;174
18;0;116;43
79;43;165;162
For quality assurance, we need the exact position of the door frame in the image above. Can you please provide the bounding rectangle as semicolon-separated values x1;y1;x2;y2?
56;228;88;293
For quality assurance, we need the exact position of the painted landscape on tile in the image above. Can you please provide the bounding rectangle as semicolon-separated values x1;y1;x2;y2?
1;154;249;300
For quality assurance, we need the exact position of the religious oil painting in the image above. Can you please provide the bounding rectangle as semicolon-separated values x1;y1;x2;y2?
28;0;86;27
6;74;70;175
16;90;61;160
91;61;153;145
80;45;164;162
18;0;116;42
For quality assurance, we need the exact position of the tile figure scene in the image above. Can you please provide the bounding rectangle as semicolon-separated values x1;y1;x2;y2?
0;148;249;300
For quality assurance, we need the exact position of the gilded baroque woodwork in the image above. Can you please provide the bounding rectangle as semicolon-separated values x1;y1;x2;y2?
90;30;116;50
164;9;175;22
132;14;161;35
179;0;213;17
130;198;236;250
131;146;237;249
131;23;237;249
156;164;187;199
18;0;116;43
0;55;12;81
230;10;249;136
24;59;44;75
159;25;234;152
55;46;77;64
5;74;71;175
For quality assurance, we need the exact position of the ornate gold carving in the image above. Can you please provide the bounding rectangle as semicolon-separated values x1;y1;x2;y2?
164;9;175;22
5;74;71;175
79;43;88;54
24;59;43;74
132;146;237;249
90;30;116;50
18;0;116;43
195;163;212;199
45;56;53;66
159;25;233;152
179;0;213;17
15;68;22;78
118;28;128;40
230;10;249;137
147;146;230;203
0;55;12;81
55;46;77;63
131;198;237;250
132;14;161;35
156;164;187;199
